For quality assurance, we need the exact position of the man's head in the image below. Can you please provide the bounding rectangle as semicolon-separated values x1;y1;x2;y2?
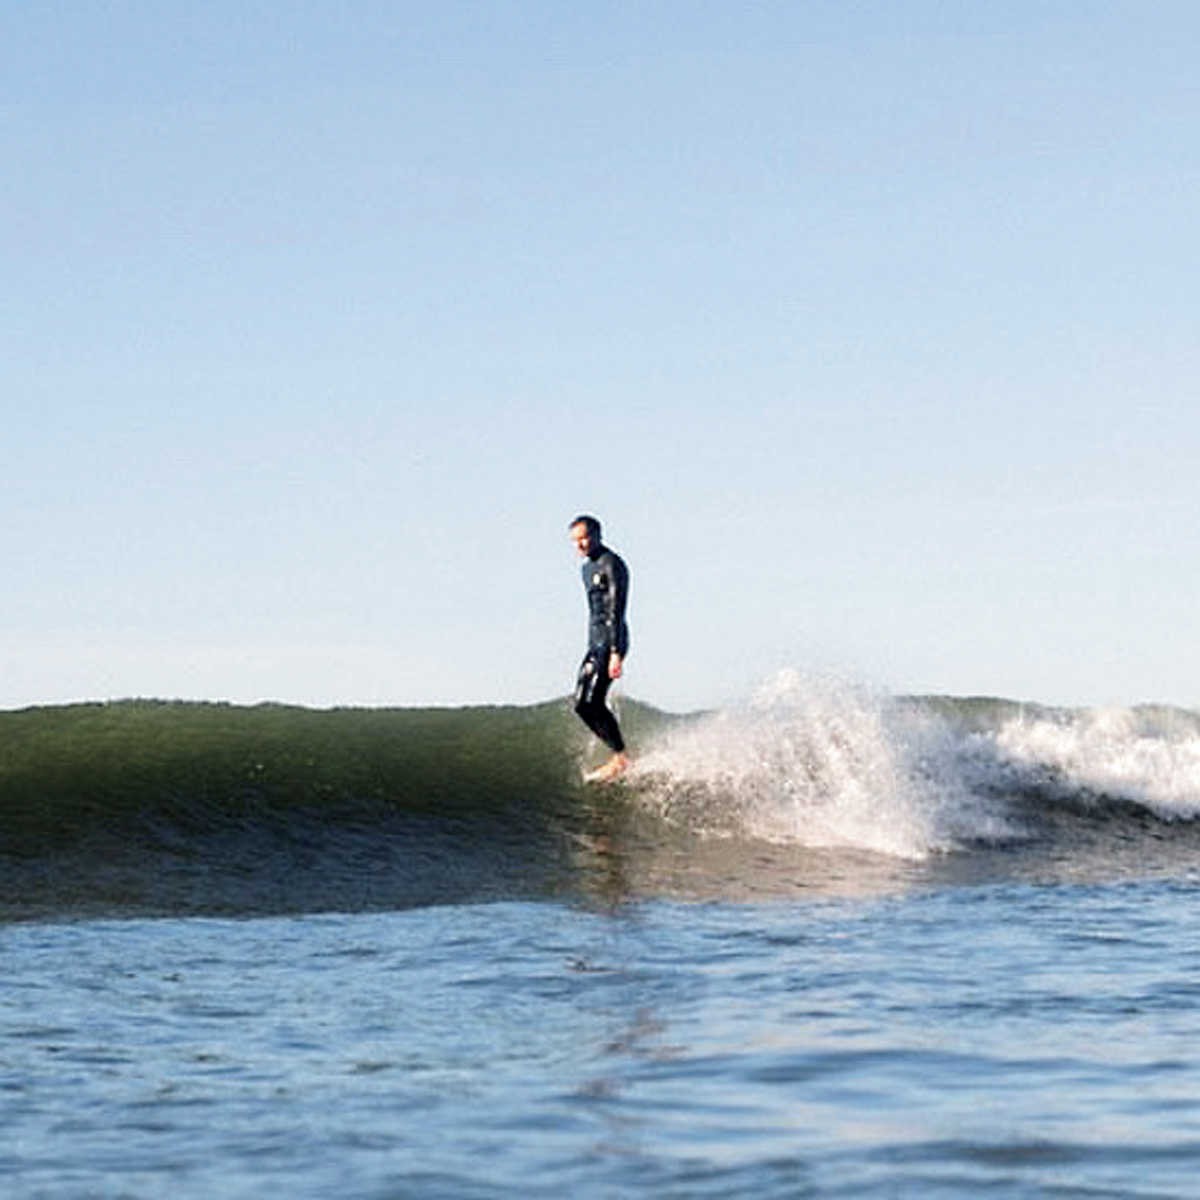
569;514;602;558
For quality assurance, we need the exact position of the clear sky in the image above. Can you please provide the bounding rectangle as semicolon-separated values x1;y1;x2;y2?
3;2;1197;713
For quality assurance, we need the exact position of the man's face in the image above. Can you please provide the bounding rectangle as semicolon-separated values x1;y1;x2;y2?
570;523;592;558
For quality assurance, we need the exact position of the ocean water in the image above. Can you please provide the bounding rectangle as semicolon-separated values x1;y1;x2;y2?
4;678;1200;1197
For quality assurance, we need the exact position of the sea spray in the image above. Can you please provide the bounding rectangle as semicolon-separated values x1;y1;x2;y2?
630;671;1019;858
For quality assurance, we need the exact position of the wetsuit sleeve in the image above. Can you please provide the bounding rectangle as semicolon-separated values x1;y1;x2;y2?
607;553;630;657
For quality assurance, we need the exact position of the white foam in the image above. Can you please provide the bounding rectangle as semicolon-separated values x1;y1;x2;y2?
631;671;1018;859
993;707;1200;820
630;673;1200;858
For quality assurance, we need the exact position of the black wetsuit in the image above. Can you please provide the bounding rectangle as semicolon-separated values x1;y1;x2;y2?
574;544;630;753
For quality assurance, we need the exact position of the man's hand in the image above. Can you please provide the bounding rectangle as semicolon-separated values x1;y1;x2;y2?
608;652;623;680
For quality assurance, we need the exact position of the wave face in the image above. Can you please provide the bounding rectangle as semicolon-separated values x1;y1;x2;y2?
0;700;608;922
3;683;1200;920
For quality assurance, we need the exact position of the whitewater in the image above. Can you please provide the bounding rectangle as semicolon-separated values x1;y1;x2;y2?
628;670;1200;861
4;673;1200;1196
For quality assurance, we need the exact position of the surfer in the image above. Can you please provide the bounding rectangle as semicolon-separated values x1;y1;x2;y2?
569;515;630;782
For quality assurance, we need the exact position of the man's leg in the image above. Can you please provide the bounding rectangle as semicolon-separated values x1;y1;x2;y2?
574;651;625;753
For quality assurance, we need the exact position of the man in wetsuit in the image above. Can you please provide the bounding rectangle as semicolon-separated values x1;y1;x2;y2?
568;515;630;782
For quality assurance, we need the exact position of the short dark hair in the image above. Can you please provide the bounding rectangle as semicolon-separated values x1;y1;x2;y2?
569;514;602;540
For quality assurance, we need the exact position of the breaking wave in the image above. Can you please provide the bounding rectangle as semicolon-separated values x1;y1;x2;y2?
629;671;1200;858
2;680;1199;920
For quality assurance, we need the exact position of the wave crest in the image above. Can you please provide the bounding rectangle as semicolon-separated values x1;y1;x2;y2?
993;706;1200;820
627;673;1200;857
629;672;1013;858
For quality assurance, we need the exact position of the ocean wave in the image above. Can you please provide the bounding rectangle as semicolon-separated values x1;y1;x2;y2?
628;672;1200;858
628;672;1015;858
2;686;1199;920
992;706;1200;821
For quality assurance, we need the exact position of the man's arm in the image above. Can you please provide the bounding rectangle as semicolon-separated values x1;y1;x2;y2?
605;552;629;675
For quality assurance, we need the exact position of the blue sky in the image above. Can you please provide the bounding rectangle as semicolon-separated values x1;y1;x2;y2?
3;2;1197;712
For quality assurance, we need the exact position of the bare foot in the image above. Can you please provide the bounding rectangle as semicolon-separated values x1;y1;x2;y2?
583;753;630;784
